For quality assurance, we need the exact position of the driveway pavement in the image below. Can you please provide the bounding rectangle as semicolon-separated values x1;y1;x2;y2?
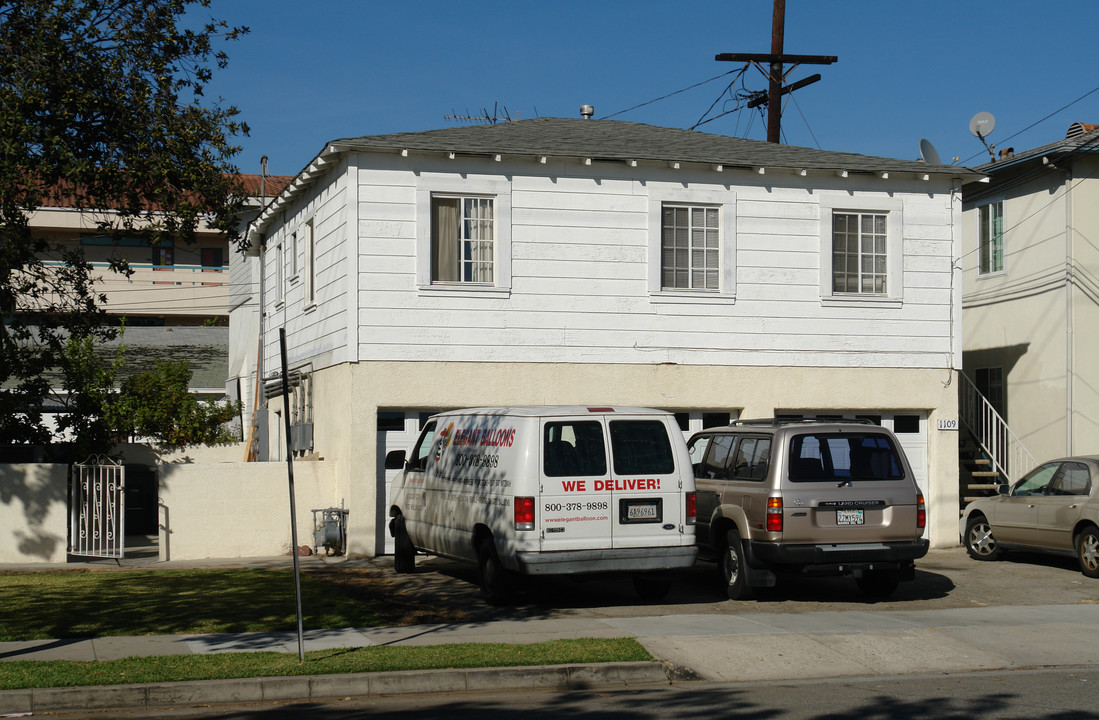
3;547;1099;714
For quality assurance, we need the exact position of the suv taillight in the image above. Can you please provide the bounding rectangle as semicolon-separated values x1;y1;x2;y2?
685;492;697;525
766;497;783;532
515;496;535;531
916;493;926;529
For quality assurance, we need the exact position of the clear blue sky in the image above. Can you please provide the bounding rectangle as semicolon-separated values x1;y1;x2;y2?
202;1;1099;178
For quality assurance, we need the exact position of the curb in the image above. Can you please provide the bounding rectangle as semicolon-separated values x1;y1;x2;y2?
0;662;670;714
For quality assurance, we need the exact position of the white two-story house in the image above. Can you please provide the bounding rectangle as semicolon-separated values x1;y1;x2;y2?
240;117;979;553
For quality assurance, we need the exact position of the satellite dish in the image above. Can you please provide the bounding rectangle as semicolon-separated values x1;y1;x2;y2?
919;139;943;165
969;112;996;139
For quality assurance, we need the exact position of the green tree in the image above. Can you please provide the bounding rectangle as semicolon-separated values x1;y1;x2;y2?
107;359;240;450
54;334;124;461
0;0;249;446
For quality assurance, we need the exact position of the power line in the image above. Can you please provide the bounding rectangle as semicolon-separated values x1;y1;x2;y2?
602;69;744;121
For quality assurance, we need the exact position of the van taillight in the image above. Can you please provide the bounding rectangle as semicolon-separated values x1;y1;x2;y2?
766;497;783;532
515;496;535;531
685;492;697;525
916;493;926;529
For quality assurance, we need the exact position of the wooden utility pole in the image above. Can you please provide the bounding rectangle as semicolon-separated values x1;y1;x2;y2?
716;0;836;143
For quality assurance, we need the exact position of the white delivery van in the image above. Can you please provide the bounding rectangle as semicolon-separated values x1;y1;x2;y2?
385;406;698;603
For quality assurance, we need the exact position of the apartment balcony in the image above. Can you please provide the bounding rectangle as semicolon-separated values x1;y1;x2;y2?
93;262;229;317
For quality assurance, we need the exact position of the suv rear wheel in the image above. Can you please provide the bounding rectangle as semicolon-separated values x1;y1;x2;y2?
720;529;753;600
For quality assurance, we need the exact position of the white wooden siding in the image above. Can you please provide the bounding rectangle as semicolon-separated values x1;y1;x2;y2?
264;152;958;373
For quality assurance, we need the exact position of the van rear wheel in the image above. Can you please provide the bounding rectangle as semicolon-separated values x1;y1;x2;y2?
392;515;415;574
720;529;754;601
477;538;513;605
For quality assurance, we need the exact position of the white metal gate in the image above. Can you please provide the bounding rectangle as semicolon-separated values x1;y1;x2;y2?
70;456;126;559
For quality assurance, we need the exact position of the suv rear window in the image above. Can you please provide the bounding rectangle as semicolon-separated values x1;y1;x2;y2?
788;433;904;482
609;420;675;475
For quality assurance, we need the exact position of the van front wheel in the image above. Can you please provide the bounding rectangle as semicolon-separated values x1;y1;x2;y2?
477;539;513;605
392;515;415;574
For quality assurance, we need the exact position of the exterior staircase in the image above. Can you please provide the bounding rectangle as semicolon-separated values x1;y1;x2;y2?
957;371;1037;510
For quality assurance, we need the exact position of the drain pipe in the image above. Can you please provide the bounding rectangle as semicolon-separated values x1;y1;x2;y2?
1065;166;1074;454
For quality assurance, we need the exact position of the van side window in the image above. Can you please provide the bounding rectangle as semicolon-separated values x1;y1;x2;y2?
544;421;607;477
731;437;771;481
408;421;437;472
609;420;675;475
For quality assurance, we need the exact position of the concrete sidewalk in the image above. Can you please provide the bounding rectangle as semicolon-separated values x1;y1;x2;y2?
4;602;1099;713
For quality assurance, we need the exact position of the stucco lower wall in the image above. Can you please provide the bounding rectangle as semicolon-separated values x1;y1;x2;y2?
157;461;340;561
299;361;961;552
0;464;69;564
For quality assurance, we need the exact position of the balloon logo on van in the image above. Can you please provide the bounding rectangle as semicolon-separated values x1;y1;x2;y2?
435;422;455;463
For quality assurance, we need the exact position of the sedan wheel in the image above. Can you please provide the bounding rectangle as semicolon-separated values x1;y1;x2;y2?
1077;527;1099;579
964;515;1002;561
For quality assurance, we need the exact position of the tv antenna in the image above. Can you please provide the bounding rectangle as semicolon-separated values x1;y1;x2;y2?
969;111;997;162
445;102;515;125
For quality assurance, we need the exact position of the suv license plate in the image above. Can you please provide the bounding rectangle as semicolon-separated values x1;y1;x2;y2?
620;499;662;524
836;509;864;526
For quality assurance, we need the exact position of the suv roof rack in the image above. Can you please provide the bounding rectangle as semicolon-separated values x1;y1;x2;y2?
729;418;879;427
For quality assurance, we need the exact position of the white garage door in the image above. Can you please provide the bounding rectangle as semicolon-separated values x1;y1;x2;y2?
376;410;438;555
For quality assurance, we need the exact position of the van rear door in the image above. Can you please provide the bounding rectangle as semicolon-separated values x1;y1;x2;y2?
539;417;613;551
607;417;685;548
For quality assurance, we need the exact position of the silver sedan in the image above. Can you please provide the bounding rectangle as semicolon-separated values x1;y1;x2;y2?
961;455;1099;578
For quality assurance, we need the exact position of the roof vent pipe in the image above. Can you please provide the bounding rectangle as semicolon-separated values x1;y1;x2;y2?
580;105;594;119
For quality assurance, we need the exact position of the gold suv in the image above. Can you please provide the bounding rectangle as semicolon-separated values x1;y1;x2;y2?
687;419;929;599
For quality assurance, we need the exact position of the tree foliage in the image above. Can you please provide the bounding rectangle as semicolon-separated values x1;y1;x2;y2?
107;359;241;451
0;0;249;446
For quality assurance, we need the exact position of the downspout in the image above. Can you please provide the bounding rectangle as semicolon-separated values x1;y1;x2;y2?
1065;166;1074;454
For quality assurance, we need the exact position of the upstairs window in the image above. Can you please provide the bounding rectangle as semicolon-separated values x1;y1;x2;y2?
432;196;494;283
979;201;1004;275
662;204;719;291
832;211;888;295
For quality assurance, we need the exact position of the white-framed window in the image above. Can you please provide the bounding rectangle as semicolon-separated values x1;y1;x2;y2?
289;229;299;280
978;201;1003;275
661;204;719;291
820;196;901;304
832;211;888;294
648;186;735;300
303;218;316;305
433;196;494;283
416;177;512;294
274;240;284;307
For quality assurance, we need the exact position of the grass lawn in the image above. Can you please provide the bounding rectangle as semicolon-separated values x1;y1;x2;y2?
0;569;396;642
0;568;653;689
0;638;652;690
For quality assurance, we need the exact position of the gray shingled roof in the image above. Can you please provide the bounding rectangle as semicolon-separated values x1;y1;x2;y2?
252;117;982;238
333;117;979;176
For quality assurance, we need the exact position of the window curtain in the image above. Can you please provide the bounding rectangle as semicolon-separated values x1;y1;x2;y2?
433;198;459;281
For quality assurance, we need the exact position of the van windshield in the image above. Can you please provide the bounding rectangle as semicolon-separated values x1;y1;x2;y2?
788;433;904;482
609;420;675;475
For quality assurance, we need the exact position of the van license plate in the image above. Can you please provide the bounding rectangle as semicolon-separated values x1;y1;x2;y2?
620;499;662;524
836;509;864;525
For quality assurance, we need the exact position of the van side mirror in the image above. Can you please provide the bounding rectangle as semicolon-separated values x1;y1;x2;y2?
384;450;407;470
997;483;1010;496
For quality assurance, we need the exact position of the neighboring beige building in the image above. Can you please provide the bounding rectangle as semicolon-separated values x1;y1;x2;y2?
961;123;1099;483
240;117;979;554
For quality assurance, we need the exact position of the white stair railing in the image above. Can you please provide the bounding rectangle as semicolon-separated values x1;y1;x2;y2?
958;372;1037;485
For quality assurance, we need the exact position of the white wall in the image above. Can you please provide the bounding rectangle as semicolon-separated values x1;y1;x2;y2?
157;460;340;561
0;464;69;563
